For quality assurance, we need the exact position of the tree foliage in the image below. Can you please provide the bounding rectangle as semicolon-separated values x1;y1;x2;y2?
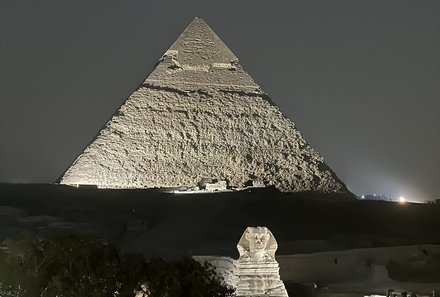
0;232;233;297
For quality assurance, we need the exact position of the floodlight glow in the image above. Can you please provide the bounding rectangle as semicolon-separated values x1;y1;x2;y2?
399;196;407;204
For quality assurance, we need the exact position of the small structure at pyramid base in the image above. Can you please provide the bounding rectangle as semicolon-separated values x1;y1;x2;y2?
235;227;289;297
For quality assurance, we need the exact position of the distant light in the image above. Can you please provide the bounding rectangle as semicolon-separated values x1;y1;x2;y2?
399;196;407;204
361;195;365;199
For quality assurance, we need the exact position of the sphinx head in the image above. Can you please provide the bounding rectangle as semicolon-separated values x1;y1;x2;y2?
237;226;278;261
246;227;270;252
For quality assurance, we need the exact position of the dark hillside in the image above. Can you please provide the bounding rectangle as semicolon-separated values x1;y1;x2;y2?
1;183;439;258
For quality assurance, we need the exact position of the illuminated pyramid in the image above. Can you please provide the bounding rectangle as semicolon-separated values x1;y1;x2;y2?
60;17;347;193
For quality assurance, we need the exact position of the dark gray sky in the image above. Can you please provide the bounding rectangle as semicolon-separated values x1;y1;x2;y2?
1;0;439;201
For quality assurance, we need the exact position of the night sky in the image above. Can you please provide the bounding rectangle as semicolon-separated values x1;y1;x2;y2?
0;0;439;201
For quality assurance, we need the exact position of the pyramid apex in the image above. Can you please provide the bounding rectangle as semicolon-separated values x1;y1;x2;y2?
187;16;210;29
165;17;238;66
191;16;205;23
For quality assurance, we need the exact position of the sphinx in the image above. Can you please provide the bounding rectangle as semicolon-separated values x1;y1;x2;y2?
235;227;289;297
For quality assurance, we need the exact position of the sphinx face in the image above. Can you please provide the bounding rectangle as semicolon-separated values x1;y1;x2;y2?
250;232;269;250
238;226;278;260
246;227;270;256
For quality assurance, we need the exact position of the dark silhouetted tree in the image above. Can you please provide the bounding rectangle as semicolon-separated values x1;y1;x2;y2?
0;232;233;297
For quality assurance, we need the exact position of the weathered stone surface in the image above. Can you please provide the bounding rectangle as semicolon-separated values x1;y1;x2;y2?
235;227;289;297
60;17;347;193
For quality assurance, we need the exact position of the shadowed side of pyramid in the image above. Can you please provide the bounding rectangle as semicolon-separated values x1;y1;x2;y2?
59;17;348;193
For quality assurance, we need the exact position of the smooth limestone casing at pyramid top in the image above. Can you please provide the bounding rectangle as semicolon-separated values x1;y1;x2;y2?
60;17;348;193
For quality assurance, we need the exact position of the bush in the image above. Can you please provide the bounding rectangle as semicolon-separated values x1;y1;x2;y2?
145;257;233;297
0;232;233;297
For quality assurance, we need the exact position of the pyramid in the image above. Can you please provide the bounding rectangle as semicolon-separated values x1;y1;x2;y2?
60;17;347;193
